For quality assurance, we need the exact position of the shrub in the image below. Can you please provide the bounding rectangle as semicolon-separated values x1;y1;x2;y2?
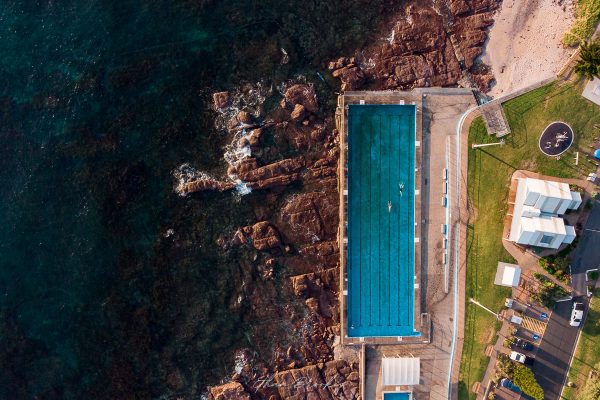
587;199;594;209
504;337;516;348
531;274;570;307
589;270;599;281
513;365;544;400
581;375;600;400
495;353;516;380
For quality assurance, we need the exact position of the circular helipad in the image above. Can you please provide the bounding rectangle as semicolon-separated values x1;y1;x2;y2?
539;121;574;156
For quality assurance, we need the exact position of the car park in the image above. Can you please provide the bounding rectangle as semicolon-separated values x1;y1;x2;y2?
515;338;535;351
510;351;526;363
500;378;522;394
510;351;534;365
570;302;585;327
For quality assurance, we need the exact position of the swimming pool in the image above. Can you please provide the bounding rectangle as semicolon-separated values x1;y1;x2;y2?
346;104;418;337
383;393;411;400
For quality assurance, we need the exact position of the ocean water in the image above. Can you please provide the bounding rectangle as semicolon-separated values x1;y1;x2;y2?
0;1;395;398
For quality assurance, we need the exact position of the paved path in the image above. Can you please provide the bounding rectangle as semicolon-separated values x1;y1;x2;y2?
532;196;600;399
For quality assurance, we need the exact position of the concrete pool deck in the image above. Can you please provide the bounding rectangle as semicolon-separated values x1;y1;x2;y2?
336;88;477;400
338;91;427;346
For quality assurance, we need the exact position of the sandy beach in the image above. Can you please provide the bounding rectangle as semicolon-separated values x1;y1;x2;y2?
482;0;576;98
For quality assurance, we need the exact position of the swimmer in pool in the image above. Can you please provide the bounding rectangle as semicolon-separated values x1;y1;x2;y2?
399;182;404;197
388;201;392;212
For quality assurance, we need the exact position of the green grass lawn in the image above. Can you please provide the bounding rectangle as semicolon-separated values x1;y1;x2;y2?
458;80;600;399
563;289;600;400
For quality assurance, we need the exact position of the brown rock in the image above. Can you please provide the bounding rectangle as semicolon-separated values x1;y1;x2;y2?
248;128;263;147
283;84;318;113
237;157;305;190
227;110;258;132
347;371;359;382
212;91;230;109
209;382;251;400
290;103;305;121
237;111;253;124
270;361;359;400
305;297;319;313
275;192;337;245
274;365;332;399
249;221;281;251
177;178;235;195
328;1;500;92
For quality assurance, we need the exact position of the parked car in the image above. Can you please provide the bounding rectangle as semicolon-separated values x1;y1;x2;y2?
570;302;585;327
515;338;535;351
500;378;522;393
510;351;533;365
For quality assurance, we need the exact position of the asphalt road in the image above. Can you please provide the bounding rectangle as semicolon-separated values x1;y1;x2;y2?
532;196;600;399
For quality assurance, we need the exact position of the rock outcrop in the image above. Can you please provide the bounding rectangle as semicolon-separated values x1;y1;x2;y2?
275;191;338;245
176;177;235;195
282;84;318;113
234;221;282;251
212;91;231;109
272;361;359;400
328;1;500;92
236;157;305;190
209;382;251;400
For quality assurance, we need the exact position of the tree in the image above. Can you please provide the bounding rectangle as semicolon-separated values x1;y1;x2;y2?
513;365;544;400
574;40;600;80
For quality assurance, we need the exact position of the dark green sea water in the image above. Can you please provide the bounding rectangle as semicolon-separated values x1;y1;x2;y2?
0;1;395;398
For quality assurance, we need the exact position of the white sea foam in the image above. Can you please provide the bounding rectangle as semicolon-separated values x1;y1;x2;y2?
280;47;289;64
213;82;270;132
233;349;250;375
234;180;252;195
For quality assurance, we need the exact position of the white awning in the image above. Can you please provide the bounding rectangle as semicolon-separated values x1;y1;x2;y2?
494;262;521;287
381;357;420;386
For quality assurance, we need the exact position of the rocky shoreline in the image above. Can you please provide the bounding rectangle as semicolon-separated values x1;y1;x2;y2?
187;1;503;398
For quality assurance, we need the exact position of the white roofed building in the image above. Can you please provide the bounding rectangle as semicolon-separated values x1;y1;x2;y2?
494;262;522;287
509;178;580;249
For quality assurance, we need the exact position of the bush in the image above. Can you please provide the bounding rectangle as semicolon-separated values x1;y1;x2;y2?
538;255;571;282
532;274;570;307
495;353;516;380
587;199;594;209
581;375;600;400
589;270;599;281
504;337;516;348
513;365;544;400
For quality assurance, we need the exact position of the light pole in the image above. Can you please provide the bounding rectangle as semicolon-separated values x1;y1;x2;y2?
469;298;501;319
472;139;505;149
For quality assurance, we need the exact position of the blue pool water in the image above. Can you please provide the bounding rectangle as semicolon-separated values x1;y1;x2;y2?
384;393;411;400
347;104;418;337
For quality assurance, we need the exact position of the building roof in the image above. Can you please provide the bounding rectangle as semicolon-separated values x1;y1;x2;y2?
525;178;571;201
494;262;521;287
520;215;567;235
382;357;420;386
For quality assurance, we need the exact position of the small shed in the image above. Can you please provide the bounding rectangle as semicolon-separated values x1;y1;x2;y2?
381;357;420;386
494;262;522;287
